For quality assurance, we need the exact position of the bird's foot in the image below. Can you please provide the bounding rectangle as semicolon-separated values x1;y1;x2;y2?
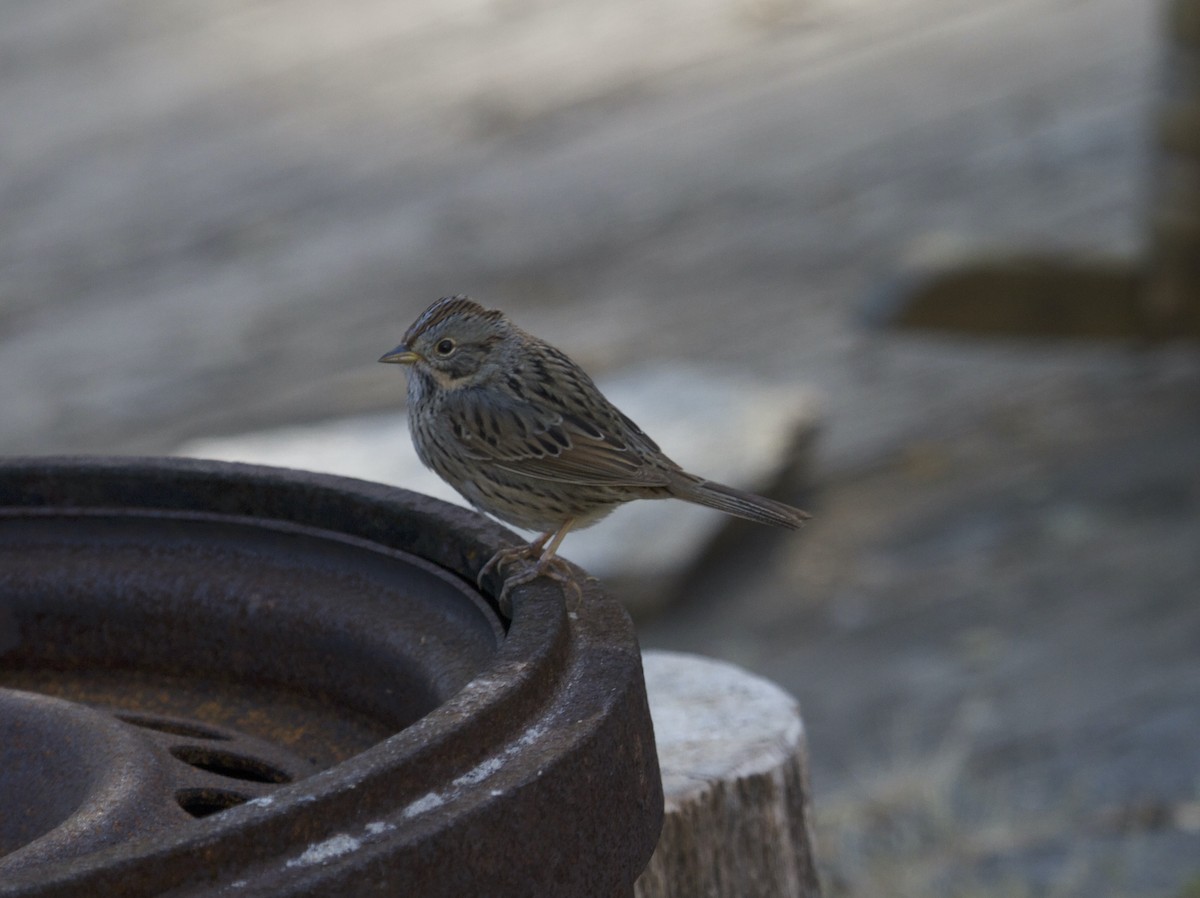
477;542;538;591
483;551;581;617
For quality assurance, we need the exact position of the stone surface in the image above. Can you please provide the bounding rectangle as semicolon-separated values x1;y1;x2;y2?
640;353;1200;898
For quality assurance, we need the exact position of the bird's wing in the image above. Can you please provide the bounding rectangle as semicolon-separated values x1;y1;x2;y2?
441;384;675;489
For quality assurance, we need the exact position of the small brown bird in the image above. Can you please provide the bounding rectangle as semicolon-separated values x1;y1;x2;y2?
380;295;809;604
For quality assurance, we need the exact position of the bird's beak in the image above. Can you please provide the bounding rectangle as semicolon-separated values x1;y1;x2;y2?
379;344;420;365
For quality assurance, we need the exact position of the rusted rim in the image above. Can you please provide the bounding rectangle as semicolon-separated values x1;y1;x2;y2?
0;456;662;897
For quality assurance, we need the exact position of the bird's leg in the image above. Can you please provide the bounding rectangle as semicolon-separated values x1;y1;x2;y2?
477;530;553;590
535;521;574;568
493;519;582;613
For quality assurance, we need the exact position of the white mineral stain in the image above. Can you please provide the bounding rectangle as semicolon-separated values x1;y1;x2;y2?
402;791;446;818
285;833;361;868
453;757;502;787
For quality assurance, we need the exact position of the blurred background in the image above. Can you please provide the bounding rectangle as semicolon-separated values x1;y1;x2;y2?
3;0;1199;894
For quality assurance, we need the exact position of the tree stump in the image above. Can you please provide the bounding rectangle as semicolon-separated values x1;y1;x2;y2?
635;651;821;898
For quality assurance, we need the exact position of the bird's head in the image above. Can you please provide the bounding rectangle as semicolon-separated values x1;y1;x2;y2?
379;295;512;390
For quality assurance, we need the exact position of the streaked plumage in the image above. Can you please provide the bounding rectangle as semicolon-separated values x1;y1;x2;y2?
381;295;809;604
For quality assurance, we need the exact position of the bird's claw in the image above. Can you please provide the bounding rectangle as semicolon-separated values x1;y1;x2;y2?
477;543;534;591
482;551;582;618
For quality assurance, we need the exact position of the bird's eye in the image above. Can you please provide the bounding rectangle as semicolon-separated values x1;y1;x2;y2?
435;338;456;356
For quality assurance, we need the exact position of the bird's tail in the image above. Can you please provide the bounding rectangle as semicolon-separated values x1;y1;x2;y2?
678;477;810;530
